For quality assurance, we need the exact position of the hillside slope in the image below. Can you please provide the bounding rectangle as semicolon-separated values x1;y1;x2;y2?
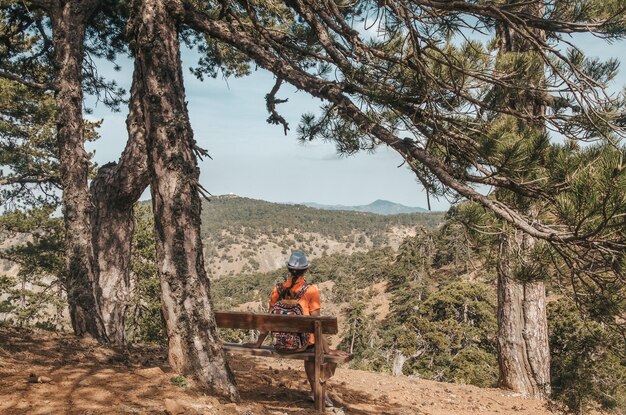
0;327;576;415
200;196;443;276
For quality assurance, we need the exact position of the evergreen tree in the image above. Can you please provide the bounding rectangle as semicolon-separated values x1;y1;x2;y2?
549;298;626;414
0;73;95;330
0;207;65;329
487;1;552;399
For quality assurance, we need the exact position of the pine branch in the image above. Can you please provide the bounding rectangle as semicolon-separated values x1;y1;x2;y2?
265;77;290;135
0;70;50;91
0;175;58;187
408;0;624;37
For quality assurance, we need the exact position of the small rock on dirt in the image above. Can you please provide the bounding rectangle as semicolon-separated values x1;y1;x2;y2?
164;398;185;415
38;376;52;383
27;373;38;383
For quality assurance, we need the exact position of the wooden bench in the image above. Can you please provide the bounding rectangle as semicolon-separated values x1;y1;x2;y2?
215;311;352;412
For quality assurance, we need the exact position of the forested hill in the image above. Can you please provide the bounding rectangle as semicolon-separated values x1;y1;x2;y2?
197;195;444;276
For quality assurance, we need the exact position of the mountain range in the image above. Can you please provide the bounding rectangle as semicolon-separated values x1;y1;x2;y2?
303;199;430;215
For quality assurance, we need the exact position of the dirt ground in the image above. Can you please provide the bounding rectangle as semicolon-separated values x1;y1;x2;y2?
0;327;575;415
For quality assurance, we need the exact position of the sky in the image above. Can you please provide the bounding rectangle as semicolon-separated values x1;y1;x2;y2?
86;33;626;212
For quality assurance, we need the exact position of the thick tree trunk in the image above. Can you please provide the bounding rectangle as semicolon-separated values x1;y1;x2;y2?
497;232;551;399
90;70;149;344
128;0;238;399
495;1;551;399
50;2;108;341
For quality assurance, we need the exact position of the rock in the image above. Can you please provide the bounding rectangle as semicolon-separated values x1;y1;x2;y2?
164;398;185;415
27;373;38;383
37;376;52;383
205;396;221;406
330;408;345;415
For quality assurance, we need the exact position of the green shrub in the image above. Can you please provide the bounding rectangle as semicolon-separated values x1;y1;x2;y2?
170;376;188;388
548;298;626;414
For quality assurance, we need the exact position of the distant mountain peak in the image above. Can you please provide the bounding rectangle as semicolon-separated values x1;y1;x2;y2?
303;199;427;215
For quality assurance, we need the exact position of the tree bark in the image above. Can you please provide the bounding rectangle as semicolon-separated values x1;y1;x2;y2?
50;1;108;341
90;68;149;344
497;231;551;399
128;0;238;399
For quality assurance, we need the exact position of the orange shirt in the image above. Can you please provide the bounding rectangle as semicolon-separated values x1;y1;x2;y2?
269;276;321;344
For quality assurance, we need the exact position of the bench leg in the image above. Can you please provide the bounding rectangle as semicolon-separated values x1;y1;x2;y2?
314;321;325;412
322;363;328;408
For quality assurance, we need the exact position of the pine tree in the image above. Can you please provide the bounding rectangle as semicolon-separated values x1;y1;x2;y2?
0;74;95;330
485;1;552;399
0;207;66;329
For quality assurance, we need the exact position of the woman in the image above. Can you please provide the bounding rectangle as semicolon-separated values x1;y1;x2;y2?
246;251;348;407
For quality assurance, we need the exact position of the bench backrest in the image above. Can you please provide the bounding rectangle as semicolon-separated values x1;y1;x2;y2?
214;311;338;334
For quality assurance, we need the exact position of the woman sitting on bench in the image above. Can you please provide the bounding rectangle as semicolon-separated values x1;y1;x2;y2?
245;251;348;407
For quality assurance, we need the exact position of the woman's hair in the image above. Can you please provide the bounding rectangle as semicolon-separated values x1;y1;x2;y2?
280;268;307;300
288;268;307;279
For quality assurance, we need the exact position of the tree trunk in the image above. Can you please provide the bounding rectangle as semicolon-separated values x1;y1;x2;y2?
494;1;551;399
349;318;356;355
128;0;238;399
392;351;406;377
90;69;149;344
50;2;108;341
497;232;551;399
